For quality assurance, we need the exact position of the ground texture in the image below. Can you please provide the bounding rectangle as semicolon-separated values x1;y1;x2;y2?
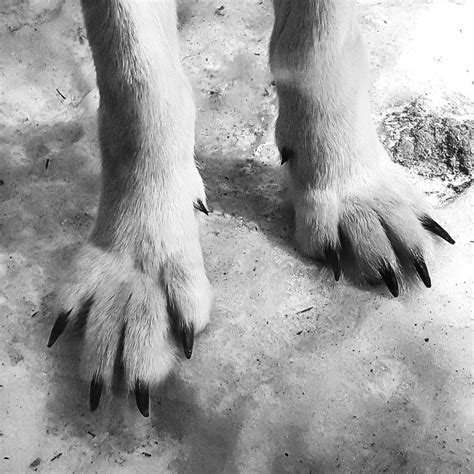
0;0;472;472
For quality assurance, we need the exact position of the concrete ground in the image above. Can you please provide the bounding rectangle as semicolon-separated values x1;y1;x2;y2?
0;0;472;472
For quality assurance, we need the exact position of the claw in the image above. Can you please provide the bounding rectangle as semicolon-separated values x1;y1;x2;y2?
167;296;195;359
135;380;149;417
413;254;431;288
90;375;103;412
324;246;341;281
182;324;194;359
420;215;455;245
47;310;72;348
194;199;210;215
280;147;294;165
380;264;399;297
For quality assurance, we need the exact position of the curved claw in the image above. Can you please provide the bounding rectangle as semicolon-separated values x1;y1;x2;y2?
280;147;295;165
90;375;103;412
182;324;194;359
47;310;72;348
135;380;149;417
420;215;455;245
379;264;399;297
324;246;341;281
413;254;431;288
194;199;210;216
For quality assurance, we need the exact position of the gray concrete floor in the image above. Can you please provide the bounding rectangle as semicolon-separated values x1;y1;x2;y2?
0;0;472;472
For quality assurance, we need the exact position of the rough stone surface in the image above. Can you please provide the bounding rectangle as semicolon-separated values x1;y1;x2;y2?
381;98;473;201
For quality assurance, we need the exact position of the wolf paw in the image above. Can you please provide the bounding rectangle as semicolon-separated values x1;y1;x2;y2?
48;242;211;416
293;165;454;296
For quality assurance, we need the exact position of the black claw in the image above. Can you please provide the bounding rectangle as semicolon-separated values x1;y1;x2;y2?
413;254;431;288
194;199;210;215
280;147;295;165
89;375;103;412
420;215;455;245
135;380;149;417
324;246;341;281
47;310;72;348
380;264;399;297
182;324;194;359
167;296;196;359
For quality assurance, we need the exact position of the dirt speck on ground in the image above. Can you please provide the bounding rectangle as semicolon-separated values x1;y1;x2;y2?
28;457;41;470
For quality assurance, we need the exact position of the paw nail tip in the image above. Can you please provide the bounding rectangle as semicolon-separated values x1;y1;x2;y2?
89;377;103;412
194;198;209;215
137;406;149;418
413;255;431;288
380;266;399;297
324;246;341;283
136;401;149;418
182;325;194;360
135;381;150;417
420;215;455;245
384;282;399;297
422;277;432;288
47;310;71;347
280;146;294;165
385;285;399;297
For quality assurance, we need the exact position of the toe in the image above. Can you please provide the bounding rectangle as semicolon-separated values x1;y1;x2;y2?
339;203;400;286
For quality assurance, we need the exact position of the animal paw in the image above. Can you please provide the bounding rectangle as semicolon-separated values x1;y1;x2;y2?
48;239;211;416
291;164;454;295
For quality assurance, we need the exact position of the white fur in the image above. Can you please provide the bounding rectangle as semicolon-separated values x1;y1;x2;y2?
58;0;211;390
270;0;430;281
56;0;443;394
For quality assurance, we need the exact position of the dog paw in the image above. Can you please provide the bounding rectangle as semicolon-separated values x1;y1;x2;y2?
48;241;211;416
292;163;454;295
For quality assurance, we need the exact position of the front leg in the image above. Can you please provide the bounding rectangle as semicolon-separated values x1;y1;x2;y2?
48;0;211;416
270;0;454;295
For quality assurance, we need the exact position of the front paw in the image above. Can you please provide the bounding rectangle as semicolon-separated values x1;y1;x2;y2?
293;165;454;295
48;241;211;416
